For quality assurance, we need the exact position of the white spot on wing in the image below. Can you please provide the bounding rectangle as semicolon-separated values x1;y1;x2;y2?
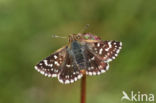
99;48;103;55
97;71;100;75
108;42;112;48
66;64;71;68
34;66;38;70
101;69;106;73
43;60;48;66
48;64;53;67
105;41;112;51
97;43;100;47
91;67;94;69
89;72;92;75
120;42;122;46
93;72;96;75
106;64;109;70
66;75;69;78
99;65;103;69
52;74;57;77
54;55;58;59
41;71;44;75
116;49;120;53
105;48;109;51
112;56;115;59
54;69;58;72
55;61;60;66
45;73;48;76
37;69;40;72
91;57;95;60
74;77;78;81
65;80;70;84
70;79;74;83
48;74;51;77
115;54;118;57
94;48;97;50
78;74;82;79
58;78;64;84
106;58;112;62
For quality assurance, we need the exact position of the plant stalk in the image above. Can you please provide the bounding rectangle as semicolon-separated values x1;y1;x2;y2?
81;73;86;103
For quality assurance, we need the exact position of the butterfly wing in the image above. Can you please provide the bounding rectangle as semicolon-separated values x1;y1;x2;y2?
58;52;83;84
85;48;109;75
86;40;122;62
34;46;67;77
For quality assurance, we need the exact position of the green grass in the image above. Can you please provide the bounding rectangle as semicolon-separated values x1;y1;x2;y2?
0;0;156;103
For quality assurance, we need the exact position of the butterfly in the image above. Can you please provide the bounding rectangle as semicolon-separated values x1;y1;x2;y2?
34;33;122;84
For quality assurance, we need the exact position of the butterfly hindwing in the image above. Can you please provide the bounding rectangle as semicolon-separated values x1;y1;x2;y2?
58;52;83;84
85;49;109;76
34;46;67;77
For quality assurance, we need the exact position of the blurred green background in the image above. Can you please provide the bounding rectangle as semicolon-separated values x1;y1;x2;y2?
0;0;156;103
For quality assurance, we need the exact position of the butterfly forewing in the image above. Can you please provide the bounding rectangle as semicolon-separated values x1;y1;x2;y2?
58;53;83;84
34;46;67;77
86;40;122;63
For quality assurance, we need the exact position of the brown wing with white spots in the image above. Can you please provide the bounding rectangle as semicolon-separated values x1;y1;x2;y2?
86;40;122;63
58;53;83;84
85;49;109;76
34;46;67;77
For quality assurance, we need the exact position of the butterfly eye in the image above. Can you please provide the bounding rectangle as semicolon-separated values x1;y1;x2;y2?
76;35;81;39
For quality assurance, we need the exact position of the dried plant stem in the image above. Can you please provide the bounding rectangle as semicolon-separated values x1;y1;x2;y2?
81;73;86;103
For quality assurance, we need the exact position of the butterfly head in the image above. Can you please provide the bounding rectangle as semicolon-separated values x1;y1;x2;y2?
68;34;82;42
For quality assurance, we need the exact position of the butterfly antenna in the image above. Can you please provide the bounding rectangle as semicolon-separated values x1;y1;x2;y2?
79;24;90;33
51;34;67;39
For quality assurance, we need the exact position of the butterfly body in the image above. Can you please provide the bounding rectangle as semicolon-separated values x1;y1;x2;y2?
35;33;122;84
69;40;86;70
